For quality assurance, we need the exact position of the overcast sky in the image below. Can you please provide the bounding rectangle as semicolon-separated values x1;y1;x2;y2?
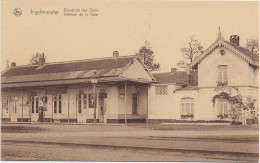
1;0;259;72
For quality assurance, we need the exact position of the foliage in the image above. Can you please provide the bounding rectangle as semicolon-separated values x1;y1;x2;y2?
29;52;46;65
6;59;9;69
212;92;231;107
180;35;203;65
181;114;194;119
217;114;229;120
216;81;228;87
212;91;256;121
136;41;160;71
246;37;259;55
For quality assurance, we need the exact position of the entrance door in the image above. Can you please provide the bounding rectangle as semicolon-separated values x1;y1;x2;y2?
132;94;138;114
99;97;104;123
10;100;17;122
38;107;44;122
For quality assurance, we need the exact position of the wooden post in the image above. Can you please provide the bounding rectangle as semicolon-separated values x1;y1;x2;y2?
22;90;24;122
94;82;96;124
125;83;127;125
52;94;54;122
1;97;3;121
67;87;70;123
76;94;78;123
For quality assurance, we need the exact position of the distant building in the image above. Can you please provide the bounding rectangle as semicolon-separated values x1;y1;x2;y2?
1;52;155;123
148;33;259;123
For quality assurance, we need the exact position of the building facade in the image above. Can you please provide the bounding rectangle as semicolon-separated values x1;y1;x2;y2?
148;34;259;123
1;53;155;123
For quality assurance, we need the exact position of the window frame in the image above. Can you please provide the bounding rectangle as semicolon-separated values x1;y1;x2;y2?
181;98;194;116
155;85;168;95
217;98;229;115
218;65;228;83
53;95;62;114
31;96;39;114
77;93;87;113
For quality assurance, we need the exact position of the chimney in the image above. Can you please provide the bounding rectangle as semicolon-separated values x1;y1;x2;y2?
113;51;119;71
171;68;177;73
11;62;16;67
113;51;119;58
230;35;240;46
39;53;46;66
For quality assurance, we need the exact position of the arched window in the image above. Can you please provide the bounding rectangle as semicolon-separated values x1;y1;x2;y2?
181;98;194;115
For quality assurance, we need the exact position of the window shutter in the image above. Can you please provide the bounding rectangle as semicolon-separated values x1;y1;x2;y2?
224;103;228;114
191;103;194;114
224;71;227;82
218;71;222;82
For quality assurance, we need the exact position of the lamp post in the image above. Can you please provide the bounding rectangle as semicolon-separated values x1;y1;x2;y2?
91;72;98;124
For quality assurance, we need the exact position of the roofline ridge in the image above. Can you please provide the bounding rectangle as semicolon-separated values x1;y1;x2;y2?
153;71;187;75
44;55;137;66
6;64;38;69
226;40;258;55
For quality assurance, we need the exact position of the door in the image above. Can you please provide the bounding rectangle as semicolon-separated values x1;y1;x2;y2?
38;107;44;122
132;94;138;114
99;97;104;123
31;96;39;122
10;99;17;122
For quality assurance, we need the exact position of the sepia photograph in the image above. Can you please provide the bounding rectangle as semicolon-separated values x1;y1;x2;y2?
1;0;259;162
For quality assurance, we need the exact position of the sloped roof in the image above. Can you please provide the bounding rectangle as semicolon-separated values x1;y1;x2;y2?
224;41;259;62
190;38;259;68
152;71;198;85
2;56;151;87
176;85;199;91
2;57;133;77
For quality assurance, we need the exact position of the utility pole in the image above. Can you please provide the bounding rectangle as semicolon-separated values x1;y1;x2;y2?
92;72;98;124
125;82;127;125
94;81;96;124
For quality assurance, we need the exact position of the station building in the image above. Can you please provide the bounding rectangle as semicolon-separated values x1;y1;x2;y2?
1;52;155;123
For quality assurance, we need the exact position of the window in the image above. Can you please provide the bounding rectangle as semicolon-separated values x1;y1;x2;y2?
31;96;39;113
218;65;228;83
217;99;229;115
155;85;168;95
77;94;87;113
36;97;39;113
181;98;194;115
13;102;17;114
54;95;62;114
2;97;8;113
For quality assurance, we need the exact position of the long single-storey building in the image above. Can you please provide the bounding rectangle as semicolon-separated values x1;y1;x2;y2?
1;52;155;123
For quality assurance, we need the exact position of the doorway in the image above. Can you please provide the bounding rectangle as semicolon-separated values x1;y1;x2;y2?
132;93;138;114
99;97;104;123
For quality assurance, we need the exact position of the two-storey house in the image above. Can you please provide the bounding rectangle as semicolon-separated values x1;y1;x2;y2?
148;32;259;123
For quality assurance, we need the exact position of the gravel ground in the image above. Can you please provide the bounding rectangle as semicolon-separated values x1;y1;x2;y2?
2;142;257;162
1;123;259;161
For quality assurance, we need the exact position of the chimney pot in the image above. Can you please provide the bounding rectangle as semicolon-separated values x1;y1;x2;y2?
113;51;119;58
230;35;240;46
11;62;16;67
171;68;177;73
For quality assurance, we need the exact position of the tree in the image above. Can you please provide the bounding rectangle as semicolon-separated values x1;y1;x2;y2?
180;35;203;65
6;59;10;69
246;37;259;55
136;41;160;71
29;52;46;65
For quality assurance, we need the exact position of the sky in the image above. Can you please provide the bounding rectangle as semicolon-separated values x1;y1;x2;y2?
1;0;259;72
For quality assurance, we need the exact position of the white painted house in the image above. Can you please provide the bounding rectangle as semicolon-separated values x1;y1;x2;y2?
1;52;155;123
148;33;259;123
